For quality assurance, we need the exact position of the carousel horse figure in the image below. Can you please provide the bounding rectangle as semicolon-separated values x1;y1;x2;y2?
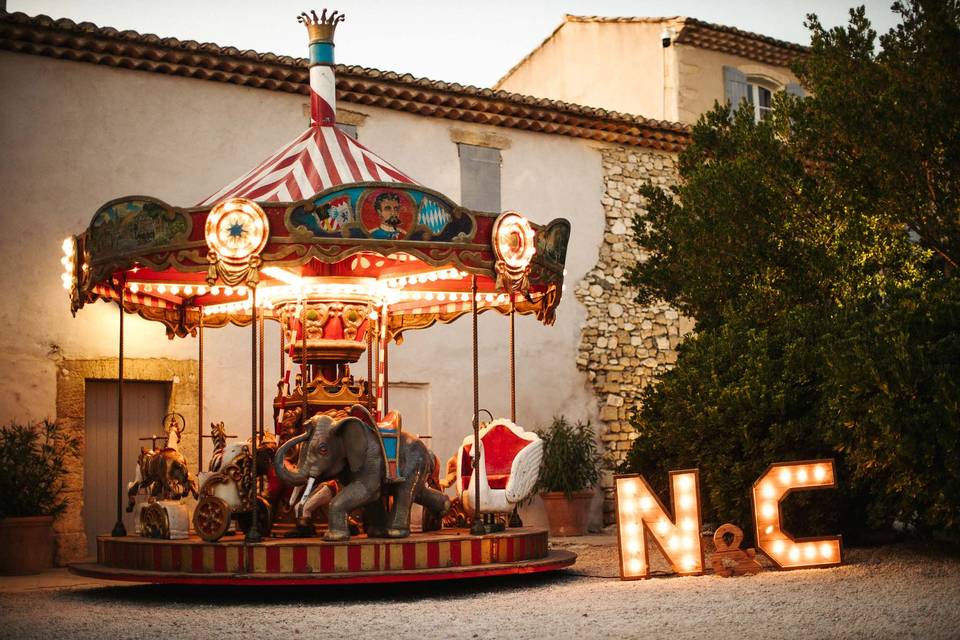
126;413;198;512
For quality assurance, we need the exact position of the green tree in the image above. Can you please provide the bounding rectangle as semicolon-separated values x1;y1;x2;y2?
622;1;960;541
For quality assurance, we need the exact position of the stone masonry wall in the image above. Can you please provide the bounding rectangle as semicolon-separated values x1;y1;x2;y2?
575;147;694;525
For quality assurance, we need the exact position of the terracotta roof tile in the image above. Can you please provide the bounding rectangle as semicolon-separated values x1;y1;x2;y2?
0;11;690;152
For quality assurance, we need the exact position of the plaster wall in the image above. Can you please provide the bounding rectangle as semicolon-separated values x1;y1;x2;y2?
496;21;672;120
0;51;606;532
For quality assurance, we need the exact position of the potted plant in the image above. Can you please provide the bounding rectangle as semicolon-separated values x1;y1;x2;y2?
536;416;601;537
0;419;79;574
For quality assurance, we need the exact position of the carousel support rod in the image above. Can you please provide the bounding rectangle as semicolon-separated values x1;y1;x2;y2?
111;294;126;537
258;309;265;494
470;275;484;536
246;286;262;544
510;294;516;423
508;292;523;529
198;313;204;474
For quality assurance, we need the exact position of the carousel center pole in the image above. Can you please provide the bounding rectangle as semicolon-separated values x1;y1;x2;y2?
111;292;126;537
470;275;485;536
246;286;262;543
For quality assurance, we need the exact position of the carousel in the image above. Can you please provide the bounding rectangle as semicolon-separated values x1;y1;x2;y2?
66;9;574;585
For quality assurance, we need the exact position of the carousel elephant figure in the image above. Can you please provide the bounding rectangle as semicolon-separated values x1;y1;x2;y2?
273;406;450;541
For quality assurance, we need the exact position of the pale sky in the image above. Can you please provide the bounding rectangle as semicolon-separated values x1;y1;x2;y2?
8;1;902;88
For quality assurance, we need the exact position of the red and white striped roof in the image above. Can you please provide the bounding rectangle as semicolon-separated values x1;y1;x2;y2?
198;125;416;206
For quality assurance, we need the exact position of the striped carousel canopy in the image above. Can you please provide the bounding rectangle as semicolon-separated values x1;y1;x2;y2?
198;125;416;206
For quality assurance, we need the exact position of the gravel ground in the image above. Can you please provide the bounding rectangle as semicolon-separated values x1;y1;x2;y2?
0;542;958;640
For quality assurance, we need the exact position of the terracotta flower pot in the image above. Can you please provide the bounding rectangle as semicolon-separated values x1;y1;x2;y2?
0;515;54;575
541;490;593;537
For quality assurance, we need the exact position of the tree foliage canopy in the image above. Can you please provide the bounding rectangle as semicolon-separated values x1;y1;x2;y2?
622;1;960;540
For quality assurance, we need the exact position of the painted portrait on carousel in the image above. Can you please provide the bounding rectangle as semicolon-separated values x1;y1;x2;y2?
357;188;416;240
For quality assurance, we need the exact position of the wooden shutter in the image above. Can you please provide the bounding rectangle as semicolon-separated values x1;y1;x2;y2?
785;82;807;98
458;143;501;213
723;66;751;110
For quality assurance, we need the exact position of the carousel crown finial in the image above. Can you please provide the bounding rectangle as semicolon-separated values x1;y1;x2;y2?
298;9;345;44
299;9;344;126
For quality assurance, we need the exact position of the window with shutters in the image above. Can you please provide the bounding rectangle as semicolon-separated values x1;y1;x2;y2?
458;143;501;212
723;66;805;123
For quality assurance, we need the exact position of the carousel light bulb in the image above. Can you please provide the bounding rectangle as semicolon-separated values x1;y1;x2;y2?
417;274;428;284
413;292;422;300
425;292;434;301
428;272;438;281
437;293;446;301
170;285;180;295
369;310;379;320
60;256;71;267
183;285;193;296
198;286;208;295
130;283;140;294
157;284;167;294
61;278;70;290
61;238;74;255
485;294;494;302
211;286;220;295
237;286;248;296
461;293;469;302
224;286;234;296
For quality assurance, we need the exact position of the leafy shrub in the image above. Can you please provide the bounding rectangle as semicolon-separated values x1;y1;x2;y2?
536;416;601;496
0;419;80;518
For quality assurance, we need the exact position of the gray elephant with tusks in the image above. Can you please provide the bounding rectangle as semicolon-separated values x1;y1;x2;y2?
273;405;450;540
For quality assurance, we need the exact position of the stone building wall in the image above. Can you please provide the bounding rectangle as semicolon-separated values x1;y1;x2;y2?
575;147;694;525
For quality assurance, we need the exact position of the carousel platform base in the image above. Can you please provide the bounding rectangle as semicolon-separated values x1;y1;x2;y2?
69;526;576;586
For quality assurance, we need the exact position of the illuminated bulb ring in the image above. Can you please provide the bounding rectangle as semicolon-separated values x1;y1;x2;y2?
205;198;269;261
493;211;536;277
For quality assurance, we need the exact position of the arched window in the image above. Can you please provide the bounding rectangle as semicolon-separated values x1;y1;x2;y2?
724;67;804;123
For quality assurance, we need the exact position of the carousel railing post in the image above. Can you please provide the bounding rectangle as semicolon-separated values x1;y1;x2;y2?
245;285;262;543
470;275;485;536
111;289;126;537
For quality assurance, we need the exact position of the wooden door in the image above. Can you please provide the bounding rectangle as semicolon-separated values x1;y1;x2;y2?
83;380;169;557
